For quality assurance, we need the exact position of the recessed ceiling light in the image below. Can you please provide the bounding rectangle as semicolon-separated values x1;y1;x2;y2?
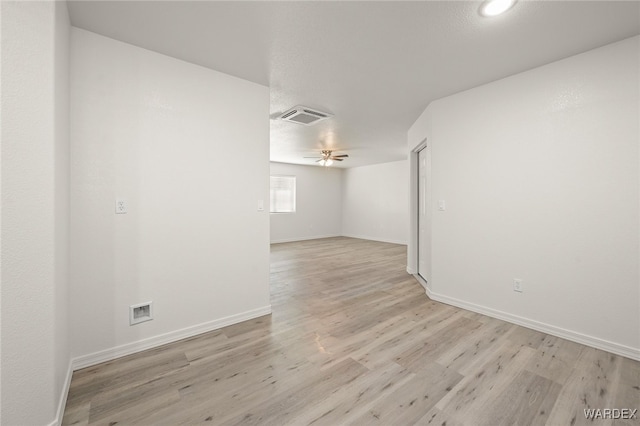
480;0;517;17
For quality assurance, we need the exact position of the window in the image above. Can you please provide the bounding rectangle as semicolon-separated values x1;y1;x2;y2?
270;175;296;213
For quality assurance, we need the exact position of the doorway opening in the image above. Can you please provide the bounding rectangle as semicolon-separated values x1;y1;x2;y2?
417;144;428;283
409;138;429;291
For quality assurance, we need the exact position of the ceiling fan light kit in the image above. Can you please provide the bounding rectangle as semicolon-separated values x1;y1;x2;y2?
278;106;334;126
304;149;349;167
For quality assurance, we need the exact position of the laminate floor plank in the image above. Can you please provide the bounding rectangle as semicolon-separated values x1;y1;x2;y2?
435;317;514;376
351;361;463;425
353;310;466;371
472;370;561;426
62;237;640;425
433;340;537;421
613;357;640;408
307;314;417;372
221;358;369;426
417;407;464;426
394;316;484;374
523;335;585;385
283;362;415;426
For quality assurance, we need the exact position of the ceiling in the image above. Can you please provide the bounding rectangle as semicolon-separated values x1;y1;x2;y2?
67;1;640;168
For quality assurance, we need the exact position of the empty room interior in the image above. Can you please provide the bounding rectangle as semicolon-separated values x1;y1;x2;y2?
1;0;639;425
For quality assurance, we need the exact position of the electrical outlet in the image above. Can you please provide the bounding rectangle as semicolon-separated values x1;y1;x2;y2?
513;278;523;293
116;199;127;214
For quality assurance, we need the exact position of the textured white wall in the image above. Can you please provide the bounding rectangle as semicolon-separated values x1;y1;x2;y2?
1;1;70;424
54;0;71;419
342;160;409;245
70;29;270;361
270;162;342;243
409;36;640;357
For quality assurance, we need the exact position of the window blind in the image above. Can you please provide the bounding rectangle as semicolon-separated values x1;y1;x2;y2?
270;175;296;213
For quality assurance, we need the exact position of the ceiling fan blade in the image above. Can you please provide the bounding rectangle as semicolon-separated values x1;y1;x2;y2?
332;158;344;161
315;159;323;162
332;154;349;158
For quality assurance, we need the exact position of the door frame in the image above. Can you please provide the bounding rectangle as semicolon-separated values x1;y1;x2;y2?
408;138;430;291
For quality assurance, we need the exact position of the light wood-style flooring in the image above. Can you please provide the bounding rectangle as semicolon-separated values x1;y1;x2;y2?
63;237;639;425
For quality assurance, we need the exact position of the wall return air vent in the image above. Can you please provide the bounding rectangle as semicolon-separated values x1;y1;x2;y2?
278;106;333;126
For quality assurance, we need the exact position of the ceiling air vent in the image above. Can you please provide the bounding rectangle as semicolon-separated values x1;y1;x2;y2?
278;106;333;126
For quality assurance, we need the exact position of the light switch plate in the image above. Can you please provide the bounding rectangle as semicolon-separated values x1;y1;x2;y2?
513;279;523;293
116;199;127;214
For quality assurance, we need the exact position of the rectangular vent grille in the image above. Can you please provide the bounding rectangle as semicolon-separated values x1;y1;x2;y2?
278;106;333;126
303;109;328;117
280;110;298;120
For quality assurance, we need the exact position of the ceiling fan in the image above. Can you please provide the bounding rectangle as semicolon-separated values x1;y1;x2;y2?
304;150;349;166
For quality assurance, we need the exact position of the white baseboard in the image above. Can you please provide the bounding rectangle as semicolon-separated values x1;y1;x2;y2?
413;274;428;291
422;284;640;362
341;234;407;245
72;305;272;371
48;358;73;426
406;266;417;275
270;234;341;244
271;235;408;246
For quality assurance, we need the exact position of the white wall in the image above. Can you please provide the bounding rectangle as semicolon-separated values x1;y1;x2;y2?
409;36;640;359
270;162;342;243
1;1;71;424
342;160;409;245
54;1;71;420
70;29;271;364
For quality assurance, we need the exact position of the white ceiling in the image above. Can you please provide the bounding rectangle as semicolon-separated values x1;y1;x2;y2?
68;1;640;168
